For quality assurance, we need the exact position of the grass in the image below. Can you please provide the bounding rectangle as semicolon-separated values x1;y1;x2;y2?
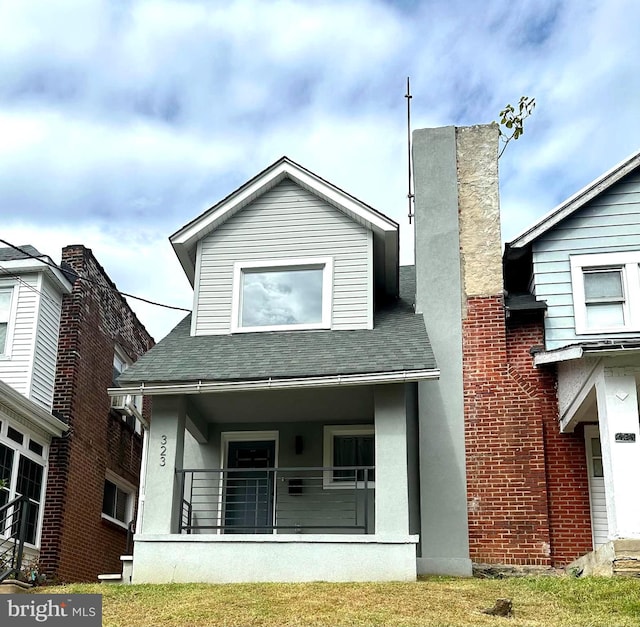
35;576;640;627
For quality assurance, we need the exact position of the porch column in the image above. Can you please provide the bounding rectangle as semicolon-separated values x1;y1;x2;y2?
140;395;187;535
595;371;640;539
374;384;409;536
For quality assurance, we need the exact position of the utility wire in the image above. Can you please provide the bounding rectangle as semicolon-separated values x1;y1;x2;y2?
0;239;191;313
0;264;59;307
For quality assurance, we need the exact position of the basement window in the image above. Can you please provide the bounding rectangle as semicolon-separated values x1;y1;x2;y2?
231;257;333;332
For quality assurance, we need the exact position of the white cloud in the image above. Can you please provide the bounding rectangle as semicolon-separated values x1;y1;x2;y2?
1;0;640;338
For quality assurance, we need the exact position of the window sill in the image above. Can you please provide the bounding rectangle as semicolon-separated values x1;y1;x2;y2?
101;513;129;531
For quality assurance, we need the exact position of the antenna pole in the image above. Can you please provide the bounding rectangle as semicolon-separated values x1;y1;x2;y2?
405;77;414;224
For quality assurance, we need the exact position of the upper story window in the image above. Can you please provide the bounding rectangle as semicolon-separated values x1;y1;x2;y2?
0;286;15;357
571;252;640;334
231;257;333;333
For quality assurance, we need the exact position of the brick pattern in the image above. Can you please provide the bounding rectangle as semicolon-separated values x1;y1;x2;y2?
463;296;593;566
39;246;154;583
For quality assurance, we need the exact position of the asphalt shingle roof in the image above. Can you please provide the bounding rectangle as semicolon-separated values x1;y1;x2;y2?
0;245;42;261
119;266;436;385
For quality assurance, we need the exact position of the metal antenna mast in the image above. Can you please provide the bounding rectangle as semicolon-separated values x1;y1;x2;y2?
405;77;414;224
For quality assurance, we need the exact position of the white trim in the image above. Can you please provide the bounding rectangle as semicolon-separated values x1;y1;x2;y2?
0;282;18;359
571;252;640;335
109;369;440;397
135;533;419;544
0;257;72;294
231;257;333;333
322;424;375;489
191;238;203;337
366;230;374;330
102;469;137;529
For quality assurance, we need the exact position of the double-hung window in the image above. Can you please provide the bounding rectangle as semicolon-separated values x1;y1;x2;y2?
571;253;640;334
232;257;333;332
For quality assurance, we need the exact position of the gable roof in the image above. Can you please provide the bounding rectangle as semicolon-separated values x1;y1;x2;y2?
170;157;400;296
117;266;437;392
507;148;640;250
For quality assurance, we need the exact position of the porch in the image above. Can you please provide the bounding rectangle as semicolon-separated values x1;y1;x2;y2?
130;384;420;583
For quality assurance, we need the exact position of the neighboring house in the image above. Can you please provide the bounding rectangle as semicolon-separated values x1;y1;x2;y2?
0;244;154;583
503;151;640;569
115;126;502;583
0;246;70;574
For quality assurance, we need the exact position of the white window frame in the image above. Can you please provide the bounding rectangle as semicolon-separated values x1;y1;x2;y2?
101;470;136;529
113;345;143;435
0;283;18;359
0;417;48;548
231;257;333;333
571;252;640;334
322;425;375;489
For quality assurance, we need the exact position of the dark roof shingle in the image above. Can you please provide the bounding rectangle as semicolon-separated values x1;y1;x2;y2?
120;266;435;385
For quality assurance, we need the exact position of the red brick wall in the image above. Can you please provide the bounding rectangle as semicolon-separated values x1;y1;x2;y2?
40;246;154;583
463;296;592;566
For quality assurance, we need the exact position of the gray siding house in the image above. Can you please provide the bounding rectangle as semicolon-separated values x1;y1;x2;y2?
114;126;500;583
504;151;640;558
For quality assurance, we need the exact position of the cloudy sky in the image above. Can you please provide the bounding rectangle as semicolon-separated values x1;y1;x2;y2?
1;0;639;340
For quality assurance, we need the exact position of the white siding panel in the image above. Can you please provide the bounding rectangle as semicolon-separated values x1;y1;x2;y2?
590;480;609;547
0;277;38;396
533;174;640;349
195;179;371;334
30;277;63;409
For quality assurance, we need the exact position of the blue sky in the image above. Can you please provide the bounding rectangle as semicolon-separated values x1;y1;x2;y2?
1;0;640;340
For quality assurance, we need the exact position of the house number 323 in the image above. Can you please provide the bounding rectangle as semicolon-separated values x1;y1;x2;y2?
160;435;167;467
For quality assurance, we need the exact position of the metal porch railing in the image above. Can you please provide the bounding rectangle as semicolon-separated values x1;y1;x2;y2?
0;494;30;583
177;466;374;535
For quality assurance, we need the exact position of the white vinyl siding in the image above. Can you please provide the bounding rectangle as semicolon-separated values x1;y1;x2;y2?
532;172;640;349
194;179;371;335
29;276;63;409
0;274;63;410
0;278;38;397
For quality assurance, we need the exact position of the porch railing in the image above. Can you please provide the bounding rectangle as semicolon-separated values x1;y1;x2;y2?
177;467;374;535
0;494;30;583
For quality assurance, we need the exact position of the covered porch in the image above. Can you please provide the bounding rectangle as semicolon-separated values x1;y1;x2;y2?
131;383;420;583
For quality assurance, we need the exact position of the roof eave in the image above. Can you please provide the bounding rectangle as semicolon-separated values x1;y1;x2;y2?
509;150;640;249
170;157;399;289
110;368;439;396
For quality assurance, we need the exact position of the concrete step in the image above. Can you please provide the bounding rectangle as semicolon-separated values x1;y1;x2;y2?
98;574;122;584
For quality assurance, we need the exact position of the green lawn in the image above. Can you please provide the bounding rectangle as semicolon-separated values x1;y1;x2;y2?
36;576;640;627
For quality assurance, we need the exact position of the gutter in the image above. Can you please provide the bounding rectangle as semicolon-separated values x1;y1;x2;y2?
110;368;440;397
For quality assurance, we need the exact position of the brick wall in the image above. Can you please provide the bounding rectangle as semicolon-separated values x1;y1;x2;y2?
463;296;593;566
40;245;154;583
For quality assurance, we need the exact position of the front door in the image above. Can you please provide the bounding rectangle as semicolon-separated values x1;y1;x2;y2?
584;425;609;548
224;440;276;533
